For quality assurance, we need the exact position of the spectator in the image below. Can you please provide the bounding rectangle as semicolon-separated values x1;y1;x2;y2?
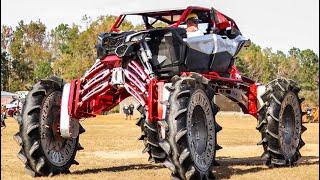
1;105;6;129
123;104;135;120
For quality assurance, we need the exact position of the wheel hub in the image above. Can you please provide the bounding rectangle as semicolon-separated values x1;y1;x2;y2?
279;92;301;159
40;91;78;167
191;106;208;154
186;89;216;172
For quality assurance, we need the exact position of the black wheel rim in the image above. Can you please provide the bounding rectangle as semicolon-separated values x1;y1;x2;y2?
40;91;77;167
190;106;208;154
187;89;216;172
282;105;295;144
279;92;301;159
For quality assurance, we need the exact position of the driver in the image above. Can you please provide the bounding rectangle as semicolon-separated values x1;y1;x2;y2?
185;13;203;37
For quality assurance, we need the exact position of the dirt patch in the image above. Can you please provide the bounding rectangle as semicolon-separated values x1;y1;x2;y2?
82;150;145;159
1;115;318;180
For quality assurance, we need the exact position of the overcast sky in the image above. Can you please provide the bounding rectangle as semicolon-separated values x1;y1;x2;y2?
1;0;319;53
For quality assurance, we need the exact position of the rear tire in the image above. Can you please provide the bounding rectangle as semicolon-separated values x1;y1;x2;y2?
13;77;84;176
162;74;221;180
136;107;166;163
257;78;305;167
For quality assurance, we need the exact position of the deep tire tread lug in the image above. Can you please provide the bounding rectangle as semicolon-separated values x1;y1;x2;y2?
261;151;270;160
159;141;171;155
29;141;40;156
176;90;191;99
32;89;46;97
215;123;222;132
146;140;160;147
299;139;305;148
175;128;187;143
72;160;79;165
216;144;222;151
151;152;166;159
77;143;84;151
144;123;157;132
256;119;267;130
267;147;282;155
185;165;196;179
136;117;143;126
36;157;45;172
18;149;28;164
79;124;85;134
24;164;36;177
266;129;279;140
178;148;190;164
27;105;41;115
142;146;150;154
26;123;40;135
163;160;176;173
174;108;187;120
270;93;281;105
13;132;23;146
257;137;267;145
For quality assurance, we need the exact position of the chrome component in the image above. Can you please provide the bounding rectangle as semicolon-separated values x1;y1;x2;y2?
83;59;102;79
162;83;172;119
82;81;112;103
83;69;111;90
111;67;125;85
123;69;146;93
158;120;168;139
142;41;152;59
124;83;146;106
60;83;79;139
257;85;266;109
128;61;148;81
139;43;154;75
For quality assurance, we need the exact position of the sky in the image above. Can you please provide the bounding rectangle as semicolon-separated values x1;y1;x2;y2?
1;0;319;53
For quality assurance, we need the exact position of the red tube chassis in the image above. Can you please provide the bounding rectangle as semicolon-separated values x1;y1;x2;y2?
67;56;258;122
66;6;258;122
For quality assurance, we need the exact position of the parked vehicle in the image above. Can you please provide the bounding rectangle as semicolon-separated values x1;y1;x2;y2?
14;6;305;179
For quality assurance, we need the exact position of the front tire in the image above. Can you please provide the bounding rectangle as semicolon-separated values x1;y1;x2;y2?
162;74;221;180
13;77;84;176
257;78;306;166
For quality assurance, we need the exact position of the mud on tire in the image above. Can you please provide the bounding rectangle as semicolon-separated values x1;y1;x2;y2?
257;78;306;167
161;73;222;180
13;77;85;176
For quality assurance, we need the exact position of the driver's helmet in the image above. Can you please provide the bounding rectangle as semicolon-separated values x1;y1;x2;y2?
186;13;200;23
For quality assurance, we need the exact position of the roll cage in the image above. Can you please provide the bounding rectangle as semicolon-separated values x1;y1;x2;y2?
110;6;241;35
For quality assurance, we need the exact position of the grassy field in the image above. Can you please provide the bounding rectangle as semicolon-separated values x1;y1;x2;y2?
1;113;319;180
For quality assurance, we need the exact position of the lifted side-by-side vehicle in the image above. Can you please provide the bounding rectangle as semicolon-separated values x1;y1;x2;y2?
14;6;306;180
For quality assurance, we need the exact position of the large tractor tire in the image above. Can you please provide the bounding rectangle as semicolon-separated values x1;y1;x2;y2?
13;77;85;176
136;106;167;163
161;74;222;180
257;78;306;167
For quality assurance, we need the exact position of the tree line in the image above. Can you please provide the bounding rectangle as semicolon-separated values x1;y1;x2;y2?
1;15;319;105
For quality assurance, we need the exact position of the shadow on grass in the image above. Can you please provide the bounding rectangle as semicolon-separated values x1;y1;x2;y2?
72;156;318;179
72;164;164;175
214;156;319;179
